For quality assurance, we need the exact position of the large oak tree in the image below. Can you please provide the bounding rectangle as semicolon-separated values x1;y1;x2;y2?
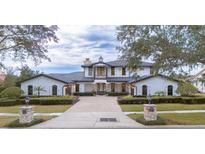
117;25;205;74
0;25;59;67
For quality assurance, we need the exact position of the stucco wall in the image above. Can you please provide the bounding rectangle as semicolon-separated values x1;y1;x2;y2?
21;76;65;96
134;76;179;96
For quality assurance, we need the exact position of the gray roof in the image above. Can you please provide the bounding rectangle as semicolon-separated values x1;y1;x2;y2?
107;60;153;67
82;59;153;67
107;77;132;82
48;72;94;83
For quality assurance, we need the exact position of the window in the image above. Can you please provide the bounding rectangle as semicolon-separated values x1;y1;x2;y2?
52;85;57;95
142;85;147;96
111;67;115;76
76;84;80;92
111;83;115;92
121;83;126;92
88;67;92;76
122;67;126;76
168;85;173;96
97;67;105;76
28;85;33;95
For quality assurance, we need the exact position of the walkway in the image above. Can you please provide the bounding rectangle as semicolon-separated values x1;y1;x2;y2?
32;96;143;128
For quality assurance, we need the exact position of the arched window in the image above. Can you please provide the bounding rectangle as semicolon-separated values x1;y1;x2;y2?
135;86;137;96
28;85;33;95
142;85;147;96
52;85;57;95
168;85;173;96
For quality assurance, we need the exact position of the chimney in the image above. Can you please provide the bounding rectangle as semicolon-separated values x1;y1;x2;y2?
99;56;103;62
84;58;92;65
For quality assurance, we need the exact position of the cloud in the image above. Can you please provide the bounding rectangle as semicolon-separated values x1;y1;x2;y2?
3;25;120;73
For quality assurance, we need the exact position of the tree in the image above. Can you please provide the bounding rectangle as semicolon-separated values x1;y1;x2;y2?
0;25;59;67
176;82;198;96
16;65;40;86
34;86;46;97
117;25;205;74
1;67;18;88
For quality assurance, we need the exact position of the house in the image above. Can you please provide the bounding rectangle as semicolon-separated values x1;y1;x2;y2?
188;68;205;93
20;56;180;96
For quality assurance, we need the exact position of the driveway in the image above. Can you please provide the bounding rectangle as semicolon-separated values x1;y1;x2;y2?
32;96;143;128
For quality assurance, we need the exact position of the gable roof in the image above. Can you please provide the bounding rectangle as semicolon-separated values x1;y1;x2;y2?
129;74;180;83
188;68;205;81
82;60;154;67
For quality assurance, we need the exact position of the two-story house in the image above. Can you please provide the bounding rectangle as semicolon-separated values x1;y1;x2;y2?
21;56;180;96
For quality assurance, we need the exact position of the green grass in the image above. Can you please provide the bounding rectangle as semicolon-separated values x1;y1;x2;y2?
0;116;55;128
120;104;205;112
0;105;72;113
128;113;205;125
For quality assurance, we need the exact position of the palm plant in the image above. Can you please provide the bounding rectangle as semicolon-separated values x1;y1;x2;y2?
34;86;46;97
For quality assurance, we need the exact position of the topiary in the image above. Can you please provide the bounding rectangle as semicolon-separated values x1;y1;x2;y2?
0;86;21;98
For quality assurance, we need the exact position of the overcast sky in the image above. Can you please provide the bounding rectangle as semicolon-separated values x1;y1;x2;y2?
3;25;120;74
2;25;204;75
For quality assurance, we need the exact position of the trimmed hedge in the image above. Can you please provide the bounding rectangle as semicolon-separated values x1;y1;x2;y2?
73;92;96;96
107;92;129;96
118;96;205;104
0;96;79;106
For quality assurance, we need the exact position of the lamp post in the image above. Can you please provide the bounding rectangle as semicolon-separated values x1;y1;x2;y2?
144;93;157;121
25;96;30;106
19;96;33;124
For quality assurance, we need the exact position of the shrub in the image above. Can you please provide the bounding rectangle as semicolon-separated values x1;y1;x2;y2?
0;96;79;106
0;87;21;98
107;92;129;96
176;82;198;96
73;92;95;96
118;96;205;104
155;91;165;96
7;118;46;128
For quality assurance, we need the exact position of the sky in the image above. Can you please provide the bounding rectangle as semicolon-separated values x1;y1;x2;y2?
3;25;120;74
2;25;204;75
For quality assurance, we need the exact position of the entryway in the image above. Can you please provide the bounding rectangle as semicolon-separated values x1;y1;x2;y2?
96;83;106;95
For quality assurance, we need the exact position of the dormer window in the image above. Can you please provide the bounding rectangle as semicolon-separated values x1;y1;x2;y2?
88;67;92;76
111;67;115;76
122;67;126;76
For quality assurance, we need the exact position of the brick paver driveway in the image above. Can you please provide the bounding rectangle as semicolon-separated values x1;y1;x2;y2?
32;96;143;128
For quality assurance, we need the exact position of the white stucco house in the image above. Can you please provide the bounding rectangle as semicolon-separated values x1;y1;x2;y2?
20;56;180;96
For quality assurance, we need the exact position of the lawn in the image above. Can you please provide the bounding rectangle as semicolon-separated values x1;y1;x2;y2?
120;104;205;112
128;113;205;125
0;105;72;113
0;116;54;128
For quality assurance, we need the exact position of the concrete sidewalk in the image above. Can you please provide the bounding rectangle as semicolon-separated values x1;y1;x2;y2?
125;110;205;115
32;96;143;128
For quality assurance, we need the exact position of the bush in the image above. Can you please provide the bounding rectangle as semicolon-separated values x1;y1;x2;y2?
176;82;198;96
107;92;129;96
7;118;46;128
0;87;21;98
73;92;95;96
118;96;205;104
0;96;79;106
155;91;165;96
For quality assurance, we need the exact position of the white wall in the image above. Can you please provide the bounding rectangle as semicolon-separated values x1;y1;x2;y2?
134;76;179;96
130;67;151;77
21;76;65;96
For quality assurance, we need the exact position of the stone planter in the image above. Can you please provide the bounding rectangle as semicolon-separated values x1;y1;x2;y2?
19;106;33;124
144;104;157;121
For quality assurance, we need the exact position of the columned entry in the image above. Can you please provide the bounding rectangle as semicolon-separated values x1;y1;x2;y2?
96;83;106;95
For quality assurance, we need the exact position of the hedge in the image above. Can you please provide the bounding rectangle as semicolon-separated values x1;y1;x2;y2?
0;96;79;106
73;92;96;96
107;92;129;96
118;96;205;104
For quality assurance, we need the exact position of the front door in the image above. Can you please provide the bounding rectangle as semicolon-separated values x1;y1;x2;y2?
65;85;72;95
96;83;106;95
